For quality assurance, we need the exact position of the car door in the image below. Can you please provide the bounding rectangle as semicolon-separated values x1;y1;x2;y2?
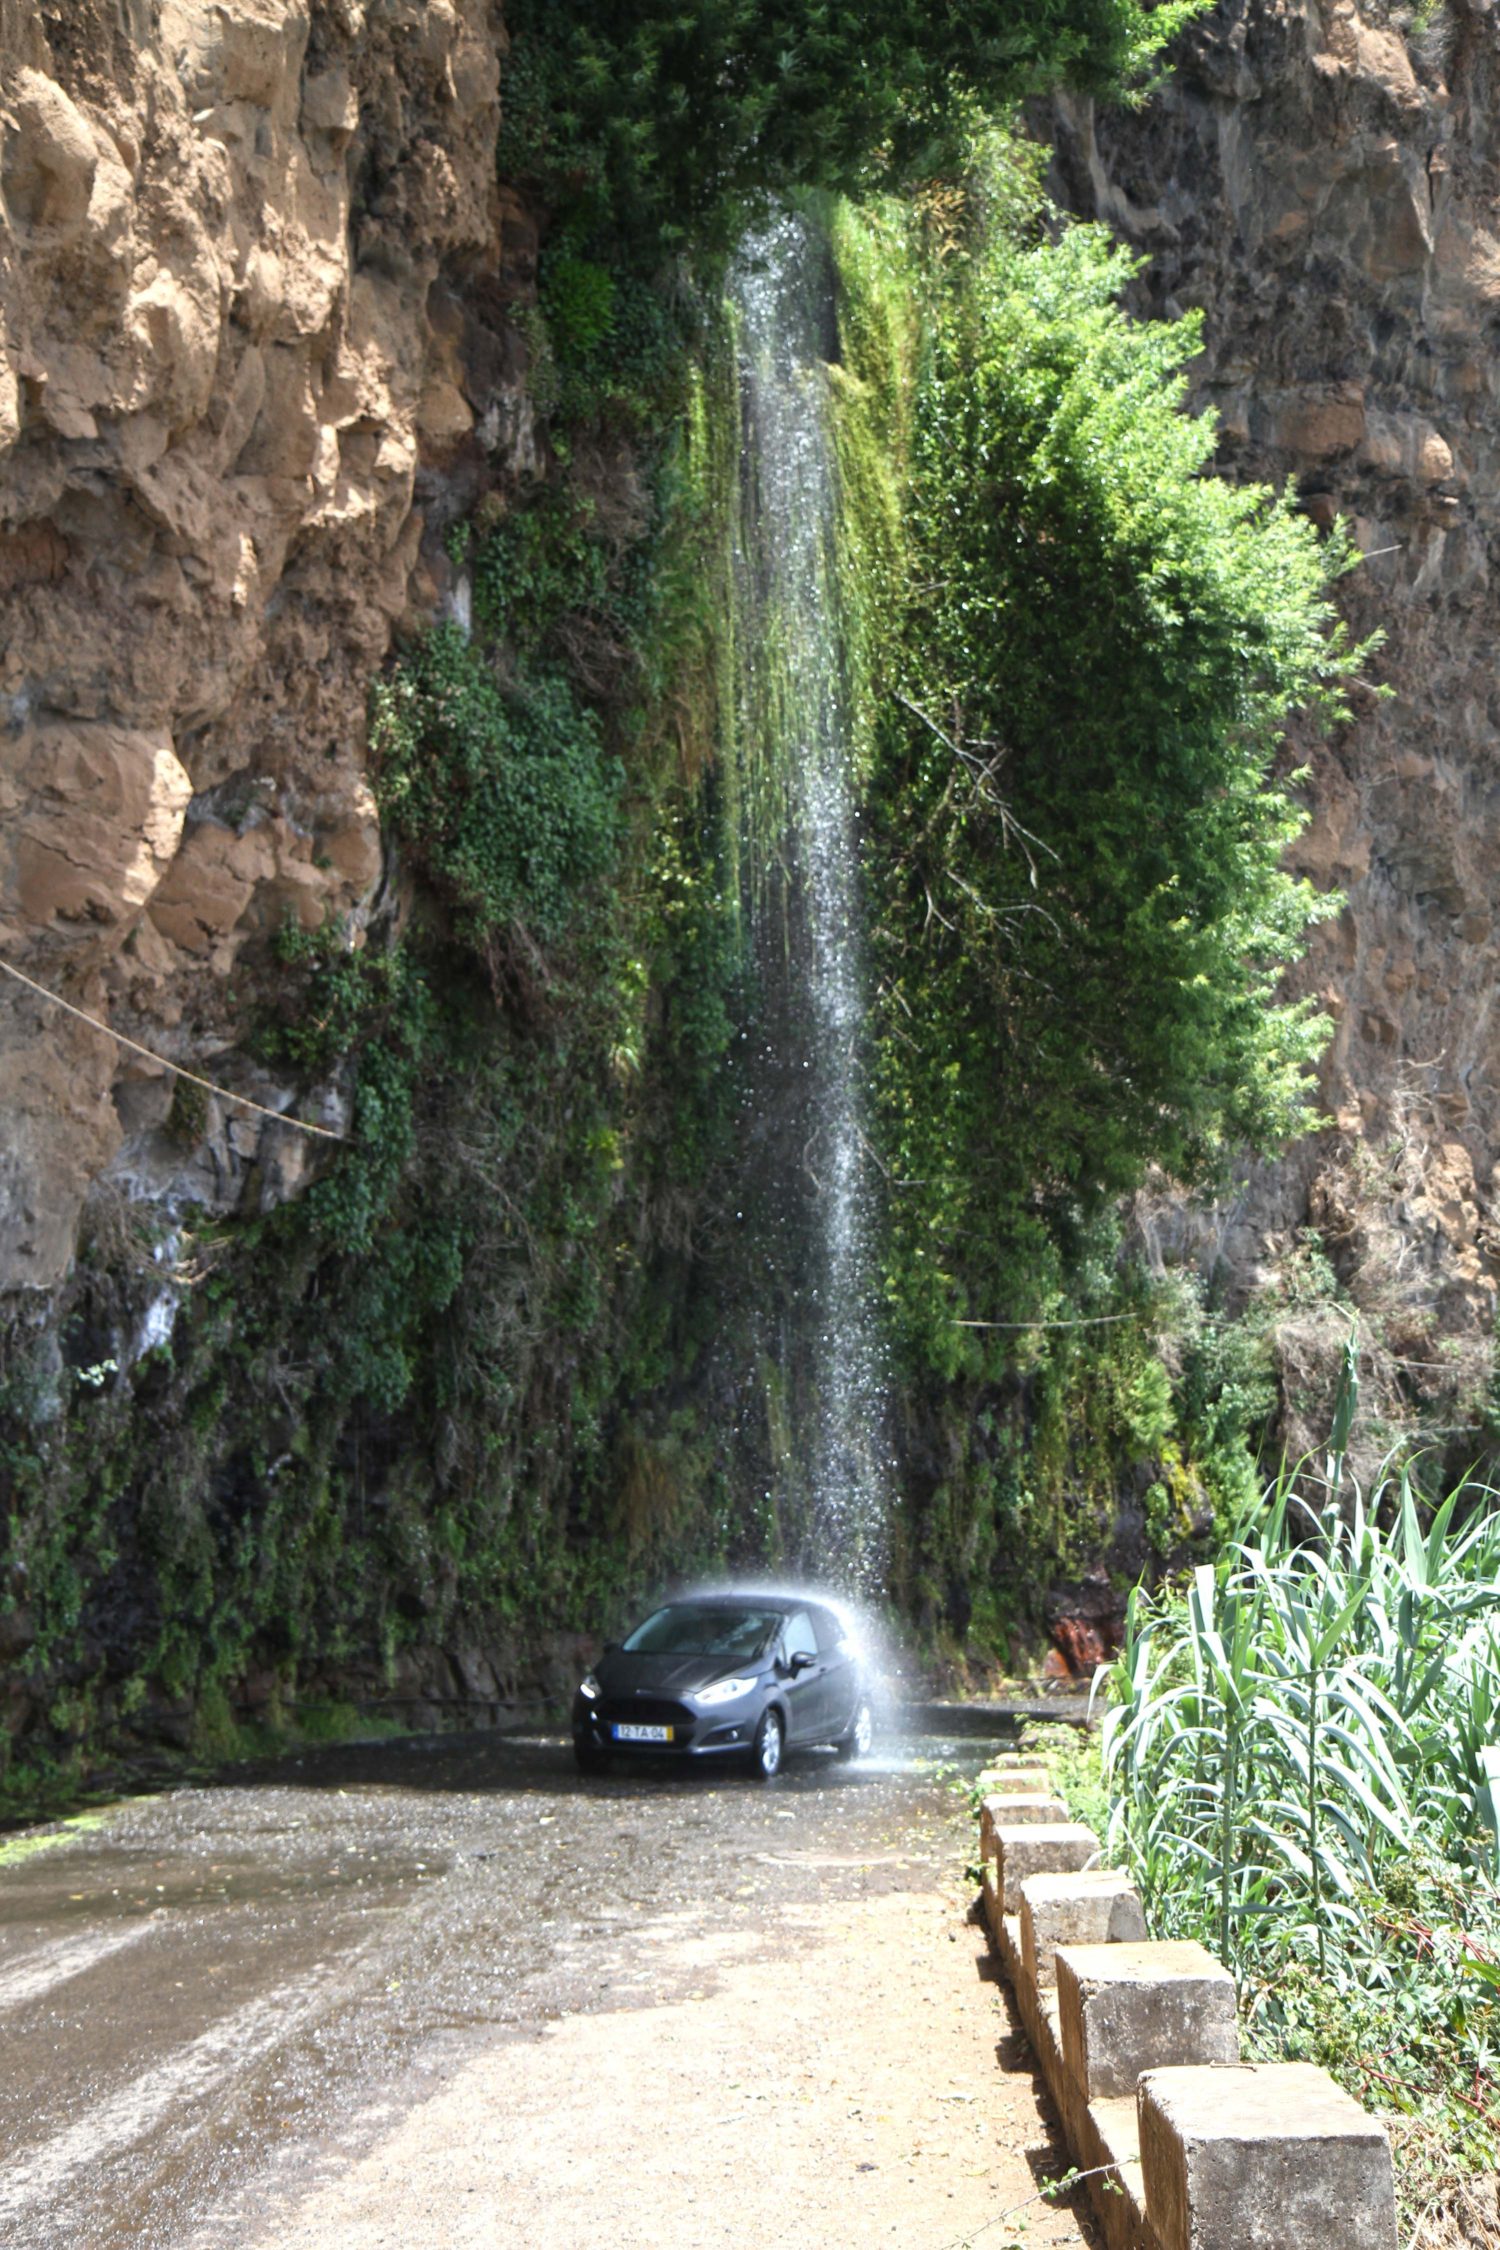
811;1605;856;1736
778;1608;826;1743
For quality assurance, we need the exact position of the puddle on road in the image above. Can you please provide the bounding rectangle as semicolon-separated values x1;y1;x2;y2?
0;1843;444;1940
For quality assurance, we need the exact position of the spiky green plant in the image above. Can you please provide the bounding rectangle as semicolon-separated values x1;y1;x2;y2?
1104;1459;1500;2235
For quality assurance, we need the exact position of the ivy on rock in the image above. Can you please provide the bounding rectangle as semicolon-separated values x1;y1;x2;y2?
869;212;1363;1369
821;155;1368;1637
372;626;622;957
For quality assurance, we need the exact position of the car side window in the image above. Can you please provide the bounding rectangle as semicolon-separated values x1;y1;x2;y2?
811;1607;843;1655
783;1610;818;1662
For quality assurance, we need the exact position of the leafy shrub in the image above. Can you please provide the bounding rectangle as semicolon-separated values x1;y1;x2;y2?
371;625;622;952
541;254;617;360
259;917;395;1076
867;213;1362;1377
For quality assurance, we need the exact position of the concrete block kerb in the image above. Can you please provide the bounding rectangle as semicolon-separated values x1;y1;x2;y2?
1055;1941;1238;2102
981;1863;1004;1945
974;1794;1399;2250
977;1764;1053;1801
1138;2062;1399;2250
1019;1869;1148;1990
979;1793;1072;1859
993;1821;1100;1913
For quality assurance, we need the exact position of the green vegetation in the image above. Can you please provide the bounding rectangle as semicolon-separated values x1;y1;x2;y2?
1106;1458;1500;2234
818;145;1365;1639
875;220;1353;1323
1016;1720;1110;1839
0;1809;105;1869
502;0;1200;267
373;626;622;954
836;167;1359;1349
2;6;1388;1797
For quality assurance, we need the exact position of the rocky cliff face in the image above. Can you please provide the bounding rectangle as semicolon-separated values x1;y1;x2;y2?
1051;0;1500;1438
4;2;1499;1436
0;0;521;1293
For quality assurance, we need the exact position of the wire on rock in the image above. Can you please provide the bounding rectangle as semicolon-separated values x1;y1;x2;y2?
0;954;347;1143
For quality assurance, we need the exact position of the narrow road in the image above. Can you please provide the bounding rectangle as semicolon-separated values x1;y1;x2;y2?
1;1729;1097;2249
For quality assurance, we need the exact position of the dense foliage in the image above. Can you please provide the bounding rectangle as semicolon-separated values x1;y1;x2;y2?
862;209;1358;1365
373;628;621;955
501;0;1200;266
1106;1451;1500;2237
808;171;1364;1640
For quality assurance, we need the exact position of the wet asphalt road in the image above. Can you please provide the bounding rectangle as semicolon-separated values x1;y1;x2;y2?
0;1726;1002;2249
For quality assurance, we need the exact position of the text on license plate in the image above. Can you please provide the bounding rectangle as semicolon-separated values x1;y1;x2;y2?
612;1722;673;1743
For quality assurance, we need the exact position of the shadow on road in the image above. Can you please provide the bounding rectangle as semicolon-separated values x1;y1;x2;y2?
203;1726;941;1805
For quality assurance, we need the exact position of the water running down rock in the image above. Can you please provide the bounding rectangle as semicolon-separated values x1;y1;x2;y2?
729;214;892;1593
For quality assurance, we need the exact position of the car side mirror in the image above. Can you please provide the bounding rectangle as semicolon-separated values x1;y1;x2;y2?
789;1649;816;1675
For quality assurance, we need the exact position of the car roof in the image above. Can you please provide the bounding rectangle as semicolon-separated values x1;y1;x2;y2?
665;1591;824;1615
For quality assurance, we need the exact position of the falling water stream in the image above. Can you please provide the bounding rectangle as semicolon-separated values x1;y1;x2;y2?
730;214;891;1590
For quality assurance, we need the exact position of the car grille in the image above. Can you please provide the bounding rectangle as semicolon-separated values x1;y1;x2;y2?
599;1698;695;1731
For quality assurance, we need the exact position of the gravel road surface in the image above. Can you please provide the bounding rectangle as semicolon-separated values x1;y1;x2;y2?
1;1728;1097;2249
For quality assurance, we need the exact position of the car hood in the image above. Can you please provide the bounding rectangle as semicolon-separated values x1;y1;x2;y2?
597;1650;763;1698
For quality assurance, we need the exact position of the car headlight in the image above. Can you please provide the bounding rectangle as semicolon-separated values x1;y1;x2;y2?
695;1675;757;1707
578;1673;600;1700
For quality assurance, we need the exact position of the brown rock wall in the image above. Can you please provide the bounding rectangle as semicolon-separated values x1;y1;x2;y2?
0;0;512;1289
1051;0;1500;1357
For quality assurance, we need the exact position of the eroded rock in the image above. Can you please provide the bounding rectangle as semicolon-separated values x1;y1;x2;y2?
0;0;513;1287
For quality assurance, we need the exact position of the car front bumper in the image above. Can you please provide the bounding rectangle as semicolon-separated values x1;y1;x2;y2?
572;1694;761;1758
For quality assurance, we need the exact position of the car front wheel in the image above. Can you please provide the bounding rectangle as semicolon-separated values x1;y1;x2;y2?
833;1697;874;1763
574;1737;612;1776
749;1707;785;1780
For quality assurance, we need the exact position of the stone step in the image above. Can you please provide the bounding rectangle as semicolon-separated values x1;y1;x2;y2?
981;1863;1004;1945
1090;2096;1148;2242
1055;1941;1238;2102
1138;2061;1398;2250
992;1821;1100;1912
975;1762;1052;1797
979;1792;1072;1858
1019;1868;1147;1989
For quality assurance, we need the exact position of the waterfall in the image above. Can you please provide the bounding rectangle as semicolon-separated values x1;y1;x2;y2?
729;212;891;1592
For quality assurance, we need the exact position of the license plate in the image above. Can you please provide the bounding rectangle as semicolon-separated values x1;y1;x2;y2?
612;1722;673;1743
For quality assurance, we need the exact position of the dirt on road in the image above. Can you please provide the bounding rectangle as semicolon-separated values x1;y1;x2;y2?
1;1730;1098;2250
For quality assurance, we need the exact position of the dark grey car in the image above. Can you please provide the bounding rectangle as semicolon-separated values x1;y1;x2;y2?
572;1591;875;1779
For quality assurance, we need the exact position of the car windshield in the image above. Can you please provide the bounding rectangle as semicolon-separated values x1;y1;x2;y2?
623;1604;782;1659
